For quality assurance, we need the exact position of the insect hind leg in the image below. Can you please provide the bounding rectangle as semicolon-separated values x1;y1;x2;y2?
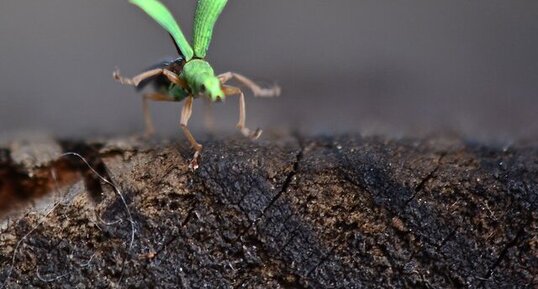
142;92;177;137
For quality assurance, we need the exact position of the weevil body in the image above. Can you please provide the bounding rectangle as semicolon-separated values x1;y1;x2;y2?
113;0;280;168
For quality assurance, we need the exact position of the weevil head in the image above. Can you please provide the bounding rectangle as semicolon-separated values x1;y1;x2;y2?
200;76;225;102
183;59;225;102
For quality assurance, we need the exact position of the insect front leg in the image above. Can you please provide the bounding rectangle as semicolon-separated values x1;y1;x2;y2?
180;96;203;169
113;68;188;88
113;68;164;87
222;85;262;139
218;72;281;97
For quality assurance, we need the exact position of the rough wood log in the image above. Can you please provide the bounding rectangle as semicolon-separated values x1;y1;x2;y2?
0;135;536;288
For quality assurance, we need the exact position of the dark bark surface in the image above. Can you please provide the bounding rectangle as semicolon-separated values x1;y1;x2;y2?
0;135;536;289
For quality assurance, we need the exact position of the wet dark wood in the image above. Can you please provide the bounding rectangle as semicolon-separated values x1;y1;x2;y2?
0;135;536;288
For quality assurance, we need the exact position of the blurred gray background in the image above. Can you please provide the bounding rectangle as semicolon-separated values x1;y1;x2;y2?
1;0;537;142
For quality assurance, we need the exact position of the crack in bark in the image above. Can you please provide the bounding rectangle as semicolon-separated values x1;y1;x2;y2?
271;211;297;241
305;245;337;278
478;213;531;288
278;227;302;254
153;203;198;258
404;153;446;207
476;176;536;288
235;136;305;241
336;149;455;287
259;138;304;219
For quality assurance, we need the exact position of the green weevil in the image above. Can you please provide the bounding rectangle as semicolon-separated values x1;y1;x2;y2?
113;0;280;168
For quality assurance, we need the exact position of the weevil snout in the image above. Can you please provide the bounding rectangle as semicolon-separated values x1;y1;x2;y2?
206;88;225;102
202;76;225;102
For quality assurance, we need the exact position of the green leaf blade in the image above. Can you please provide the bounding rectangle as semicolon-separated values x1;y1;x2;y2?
193;0;228;58
130;0;194;60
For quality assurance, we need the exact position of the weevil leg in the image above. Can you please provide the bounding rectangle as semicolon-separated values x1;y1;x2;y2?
113;68;163;87
222;85;262;139
218;72;281;97
142;92;176;137
162;69;189;88
114;68;188;89
180;96;203;169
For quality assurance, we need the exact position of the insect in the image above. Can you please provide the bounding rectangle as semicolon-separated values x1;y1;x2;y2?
113;0;280;168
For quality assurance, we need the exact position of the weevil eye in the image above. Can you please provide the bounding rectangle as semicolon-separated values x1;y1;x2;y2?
200;84;206;93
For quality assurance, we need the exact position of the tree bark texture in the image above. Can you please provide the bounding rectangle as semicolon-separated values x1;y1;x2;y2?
0;135;536;288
